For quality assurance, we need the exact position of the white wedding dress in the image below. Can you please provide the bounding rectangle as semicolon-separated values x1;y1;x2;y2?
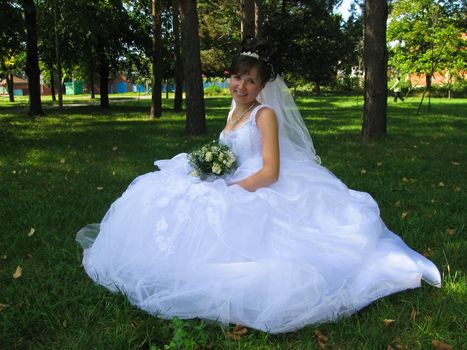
77;104;441;334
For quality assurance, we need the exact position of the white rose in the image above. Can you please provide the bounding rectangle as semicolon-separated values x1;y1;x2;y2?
205;152;213;162
212;163;222;174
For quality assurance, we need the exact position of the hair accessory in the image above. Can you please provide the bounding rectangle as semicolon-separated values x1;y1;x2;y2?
241;51;260;59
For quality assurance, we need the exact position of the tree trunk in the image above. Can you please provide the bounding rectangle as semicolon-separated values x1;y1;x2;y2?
254;0;262;37
362;0;387;139
54;0;63;107
150;0;163;118
6;73;14;102
90;68;95;99
50;68;56;101
56;60;63;107
99;51;109;108
22;0;44;116
179;0;206;135
276;0;287;74
172;0;183;113
241;0;255;39
88;61;96;99
426;74;431;111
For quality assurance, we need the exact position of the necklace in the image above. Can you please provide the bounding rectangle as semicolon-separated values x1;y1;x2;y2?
228;102;257;127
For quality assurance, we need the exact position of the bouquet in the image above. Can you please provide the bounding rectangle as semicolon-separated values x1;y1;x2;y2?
188;140;237;180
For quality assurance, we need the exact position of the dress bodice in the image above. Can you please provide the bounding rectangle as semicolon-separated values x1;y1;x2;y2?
219;104;267;166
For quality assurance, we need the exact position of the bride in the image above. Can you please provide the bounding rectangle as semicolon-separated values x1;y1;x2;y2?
76;38;441;334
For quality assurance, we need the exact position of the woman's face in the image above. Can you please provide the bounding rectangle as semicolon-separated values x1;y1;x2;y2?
229;67;263;106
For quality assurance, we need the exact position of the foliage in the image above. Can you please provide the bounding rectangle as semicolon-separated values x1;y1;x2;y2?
388;0;467;80
0;1;24;79
203;84;224;96
155;317;209;350
200;48;230;77
262;0;350;90
198;0;241;75
336;1;364;91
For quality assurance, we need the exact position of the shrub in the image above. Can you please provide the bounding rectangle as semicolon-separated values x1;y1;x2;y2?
204;85;223;96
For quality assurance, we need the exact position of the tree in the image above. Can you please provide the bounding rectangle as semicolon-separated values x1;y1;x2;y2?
255;0;262;37
361;0;388;138
172;0;183;112
150;0;163;118
62;0;143;108
262;1;344;91
241;0;255;38
22;0;44;116
387;0;467;106
197;1;240;79
0;1;24;103
338;2;364;91
179;0;206;135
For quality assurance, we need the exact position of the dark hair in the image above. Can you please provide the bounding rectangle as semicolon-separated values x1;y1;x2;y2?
229;37;277;86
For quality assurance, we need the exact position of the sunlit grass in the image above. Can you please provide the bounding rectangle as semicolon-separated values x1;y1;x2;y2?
0;94;466;349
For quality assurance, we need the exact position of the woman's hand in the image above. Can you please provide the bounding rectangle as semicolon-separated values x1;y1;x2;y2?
236;107;280;192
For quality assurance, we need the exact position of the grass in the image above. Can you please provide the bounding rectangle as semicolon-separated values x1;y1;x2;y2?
0;93;466;349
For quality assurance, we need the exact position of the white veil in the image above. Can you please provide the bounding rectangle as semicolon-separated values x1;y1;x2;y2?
231;75;321;164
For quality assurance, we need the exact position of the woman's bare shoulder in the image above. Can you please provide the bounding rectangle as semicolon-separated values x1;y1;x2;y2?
256;106;277;123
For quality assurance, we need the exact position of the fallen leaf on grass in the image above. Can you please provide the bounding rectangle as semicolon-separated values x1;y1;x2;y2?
383;319;395;327
446;228;456;236
387;346;394;350
432;340;452;350
453;186;461;192
402;177;409;182
62;319;68;328
377;162;383;166
225;324;248;340
394;200;401;207
423;248;433;258
450;161;460;166
13;266;22;279
437;182;445;187
112;171;116;176
314;329;329;349
112;146;118;151
0;303;10;311
27;227;35;237
360;169;367;175
401;211;409;219
1;255;7;260
60;158;66;164
96;187;104;191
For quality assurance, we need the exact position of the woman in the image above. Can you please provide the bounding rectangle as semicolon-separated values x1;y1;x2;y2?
77;38;441;334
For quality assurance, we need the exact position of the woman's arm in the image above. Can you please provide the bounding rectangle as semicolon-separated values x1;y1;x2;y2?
236;108;280;192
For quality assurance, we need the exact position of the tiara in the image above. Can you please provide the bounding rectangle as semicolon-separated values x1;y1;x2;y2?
241;51;260;59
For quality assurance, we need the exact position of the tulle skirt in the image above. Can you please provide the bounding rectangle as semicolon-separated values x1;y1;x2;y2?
77;153;441;333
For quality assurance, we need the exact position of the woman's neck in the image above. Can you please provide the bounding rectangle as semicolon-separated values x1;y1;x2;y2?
235;100;259;112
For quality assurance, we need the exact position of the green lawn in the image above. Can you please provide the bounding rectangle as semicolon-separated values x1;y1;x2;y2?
1;94;465;349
